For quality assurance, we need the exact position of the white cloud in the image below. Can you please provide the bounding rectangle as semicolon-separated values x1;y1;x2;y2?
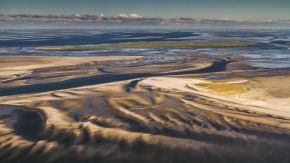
118;13;143;19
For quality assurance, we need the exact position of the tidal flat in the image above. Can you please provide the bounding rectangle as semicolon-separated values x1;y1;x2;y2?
1;30;290;163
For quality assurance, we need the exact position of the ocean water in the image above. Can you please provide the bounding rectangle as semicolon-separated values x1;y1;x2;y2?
0;29;290;68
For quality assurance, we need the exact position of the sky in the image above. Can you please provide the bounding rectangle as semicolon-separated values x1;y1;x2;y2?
1;0;290;20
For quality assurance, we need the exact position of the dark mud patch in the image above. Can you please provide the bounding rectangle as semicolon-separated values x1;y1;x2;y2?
124;79;142;92
12;108;46;139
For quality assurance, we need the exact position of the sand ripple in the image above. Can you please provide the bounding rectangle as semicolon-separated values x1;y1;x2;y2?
1;78;290;163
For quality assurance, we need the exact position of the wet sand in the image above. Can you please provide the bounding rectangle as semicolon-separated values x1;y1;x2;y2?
0;55;144;89
1;55;290;163
0;55;144;75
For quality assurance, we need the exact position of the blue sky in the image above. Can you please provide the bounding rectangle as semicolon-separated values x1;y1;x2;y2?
1;0;290;20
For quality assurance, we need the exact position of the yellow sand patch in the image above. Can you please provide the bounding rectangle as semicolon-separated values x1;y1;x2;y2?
194;82;247;95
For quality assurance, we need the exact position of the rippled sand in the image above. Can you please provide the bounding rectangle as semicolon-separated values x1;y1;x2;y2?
1;55;290;163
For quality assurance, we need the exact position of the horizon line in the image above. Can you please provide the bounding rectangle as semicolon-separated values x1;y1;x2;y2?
1;12;290;22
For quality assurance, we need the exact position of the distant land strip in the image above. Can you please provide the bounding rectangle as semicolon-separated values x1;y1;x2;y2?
36;41;257;51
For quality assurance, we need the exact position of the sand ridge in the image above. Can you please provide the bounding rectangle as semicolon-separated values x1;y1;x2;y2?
142;76;290;118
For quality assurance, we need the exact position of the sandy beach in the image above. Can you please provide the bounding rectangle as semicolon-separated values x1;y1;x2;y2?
142;76;290;118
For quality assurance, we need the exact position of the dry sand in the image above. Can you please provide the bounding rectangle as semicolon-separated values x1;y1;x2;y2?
142;76;290;119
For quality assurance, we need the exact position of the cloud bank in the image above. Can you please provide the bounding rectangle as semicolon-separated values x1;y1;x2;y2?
1;13;290;28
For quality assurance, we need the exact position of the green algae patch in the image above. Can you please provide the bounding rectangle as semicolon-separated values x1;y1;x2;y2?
194;82;247;95
36;41;257;51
